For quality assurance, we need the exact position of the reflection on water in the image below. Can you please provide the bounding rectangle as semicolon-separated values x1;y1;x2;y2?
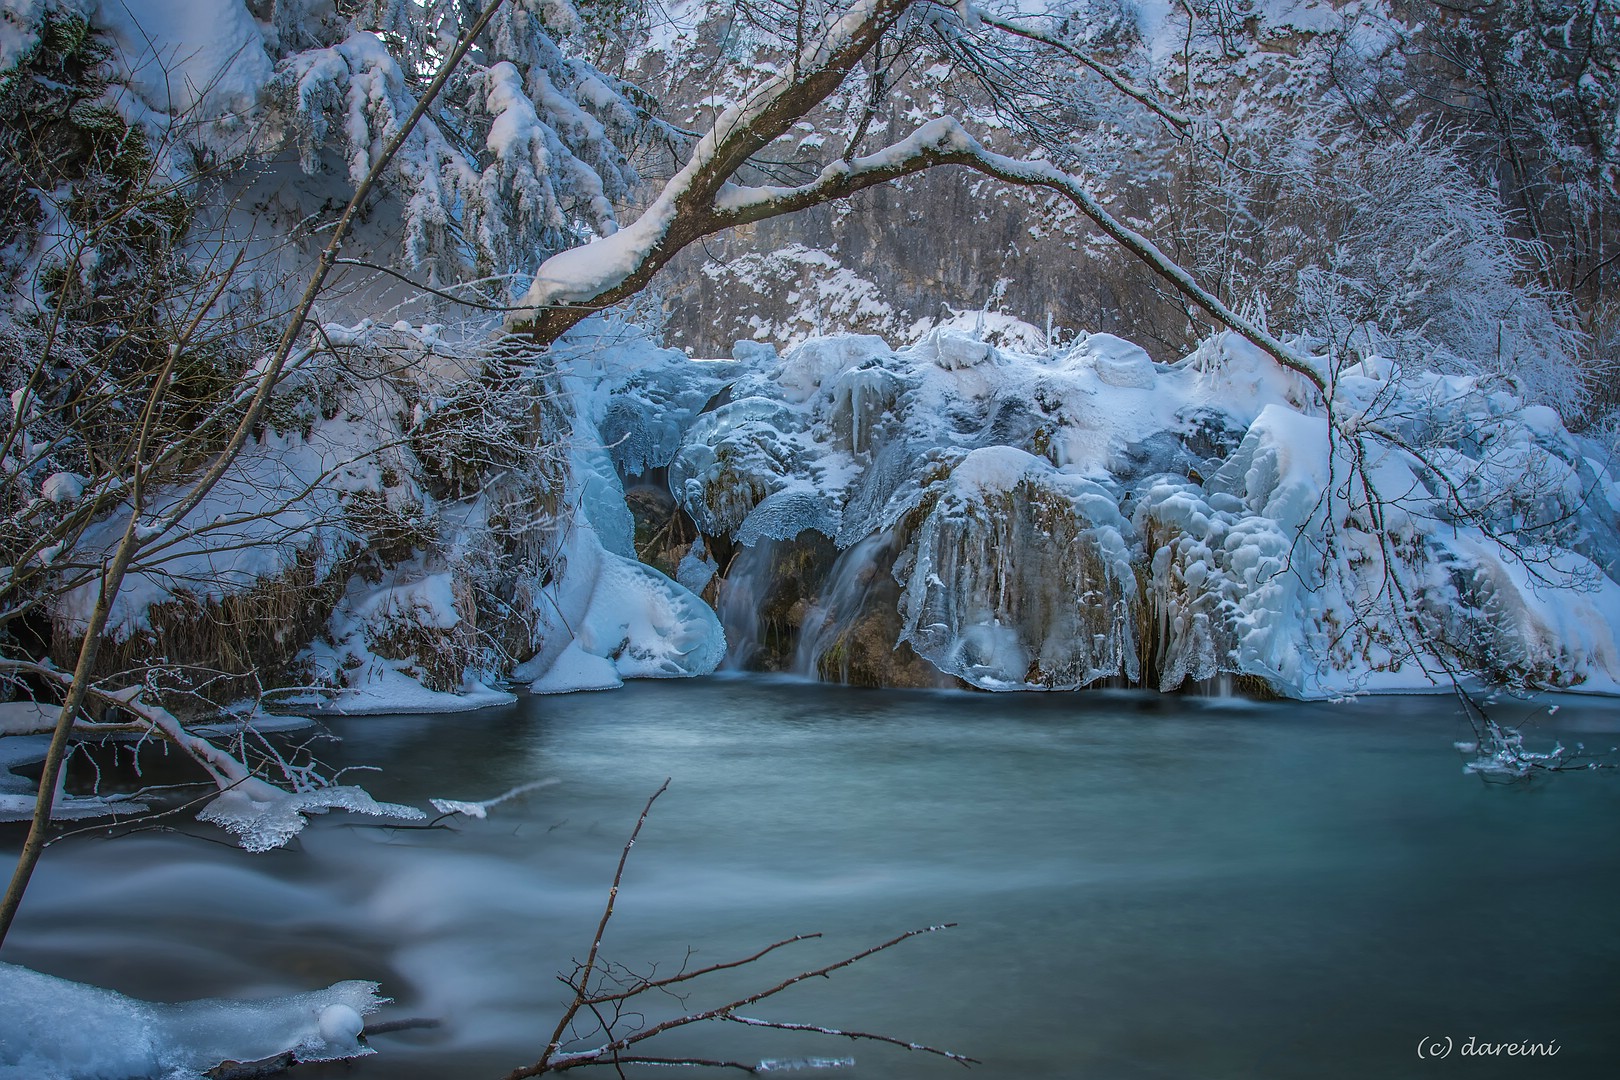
5;681;1619;1079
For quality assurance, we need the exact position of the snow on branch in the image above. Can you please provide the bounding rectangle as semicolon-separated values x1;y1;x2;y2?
510;0;916;338
971;8;1196;137
518;68;1325;391
0;659;425;850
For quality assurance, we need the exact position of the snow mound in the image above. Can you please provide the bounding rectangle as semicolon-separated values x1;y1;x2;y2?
1077;333;1157;388
0;963;384;1080
523;518;726;693
910;327;996;371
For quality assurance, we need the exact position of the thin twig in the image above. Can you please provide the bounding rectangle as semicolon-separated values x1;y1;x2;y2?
531;779;671;1072
726;1014;978;1066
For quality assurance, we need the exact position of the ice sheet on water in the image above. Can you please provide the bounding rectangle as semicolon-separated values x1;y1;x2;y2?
0;734;150;822
527;639;626;693
0;962;384;1080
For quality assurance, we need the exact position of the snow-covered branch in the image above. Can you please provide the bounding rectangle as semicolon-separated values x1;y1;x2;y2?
510;0;916;341
971;8;1196;136
521;80;1326;390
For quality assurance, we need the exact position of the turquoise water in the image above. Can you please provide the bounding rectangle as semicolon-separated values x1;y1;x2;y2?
6;680;1618;1078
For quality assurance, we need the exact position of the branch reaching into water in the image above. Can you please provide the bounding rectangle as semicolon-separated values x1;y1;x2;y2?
1451;684;1617;782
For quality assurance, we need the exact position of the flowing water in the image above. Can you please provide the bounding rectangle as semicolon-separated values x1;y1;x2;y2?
793;532;893;678
5;680;1618;1079
718;539;780;670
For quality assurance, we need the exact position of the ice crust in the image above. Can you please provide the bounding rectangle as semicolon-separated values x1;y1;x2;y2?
0;962;384;1080
521;325;731;693
198;780;425;854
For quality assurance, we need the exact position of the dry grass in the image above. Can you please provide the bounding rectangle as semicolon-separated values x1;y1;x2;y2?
54;542;353;714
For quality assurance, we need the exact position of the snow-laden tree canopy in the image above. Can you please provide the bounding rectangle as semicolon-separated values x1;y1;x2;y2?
2;0;649;288
5;0;1604;397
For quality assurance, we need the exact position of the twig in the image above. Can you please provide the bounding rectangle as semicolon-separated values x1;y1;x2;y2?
580;934;823;1007
726;1015;978;1066
364;1016;443;1036
530;779;671;1072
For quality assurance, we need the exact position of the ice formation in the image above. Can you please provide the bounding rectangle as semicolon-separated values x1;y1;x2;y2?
516;324;732;693
0;963;384;1080
0;718;147;823
592;327;1620;697
198;780;425;855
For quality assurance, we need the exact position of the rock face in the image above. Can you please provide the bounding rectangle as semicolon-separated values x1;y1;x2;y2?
895;447;1139;689
599;327;1620;698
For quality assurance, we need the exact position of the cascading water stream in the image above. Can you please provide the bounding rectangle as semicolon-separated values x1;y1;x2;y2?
792;531;894;681
717;537;778;670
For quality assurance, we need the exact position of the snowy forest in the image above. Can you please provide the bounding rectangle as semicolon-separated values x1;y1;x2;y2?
1;0;1619;1077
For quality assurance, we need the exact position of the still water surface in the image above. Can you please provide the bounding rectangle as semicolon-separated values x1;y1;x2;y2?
7;680;1619;1079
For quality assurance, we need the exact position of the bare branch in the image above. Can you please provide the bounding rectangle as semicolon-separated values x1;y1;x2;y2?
707;118;1324;389
533;778;672;1071
725;1014;978;1066
974;10;1196;137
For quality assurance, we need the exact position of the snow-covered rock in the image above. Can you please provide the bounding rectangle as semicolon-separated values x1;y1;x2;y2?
1075;332;1157;389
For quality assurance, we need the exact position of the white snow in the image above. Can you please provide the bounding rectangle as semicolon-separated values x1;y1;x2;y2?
90;0;273;149
1074;332;1157;388
38;472;83;504
911;327;997;371
526;637;625;693
0;0;44;74
198;779;425;854
520;516;726;694
53;424;361;639
0;962;384;1080
428;777;556;819
0;699;55;737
